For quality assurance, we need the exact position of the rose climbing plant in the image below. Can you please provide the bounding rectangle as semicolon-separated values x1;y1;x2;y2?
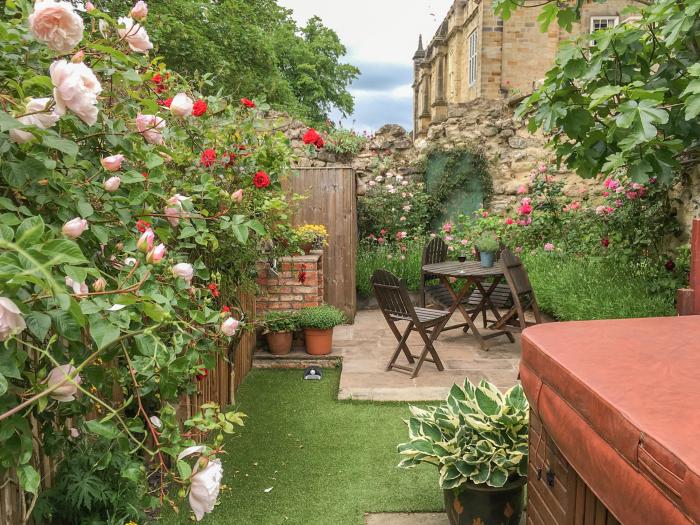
0;1;297;522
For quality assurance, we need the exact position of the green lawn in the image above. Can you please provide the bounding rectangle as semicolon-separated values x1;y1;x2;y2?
163;369;442;524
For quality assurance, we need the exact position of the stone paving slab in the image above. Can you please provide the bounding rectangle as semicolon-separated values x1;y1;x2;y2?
365;513;449;525
337;310;521;401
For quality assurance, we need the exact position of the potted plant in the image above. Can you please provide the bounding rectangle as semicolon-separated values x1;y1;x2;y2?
398;378;529;525
298;305;346;355
295;224;328;254
262;311;299;355
475;233;499;268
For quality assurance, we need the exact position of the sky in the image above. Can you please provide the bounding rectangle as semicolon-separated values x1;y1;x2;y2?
277;0;454;133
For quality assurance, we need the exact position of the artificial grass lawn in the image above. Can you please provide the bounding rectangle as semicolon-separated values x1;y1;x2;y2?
163;368;442;524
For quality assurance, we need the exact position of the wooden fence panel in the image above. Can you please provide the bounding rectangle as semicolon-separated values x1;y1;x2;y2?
289;167;357;321
2;293;255;524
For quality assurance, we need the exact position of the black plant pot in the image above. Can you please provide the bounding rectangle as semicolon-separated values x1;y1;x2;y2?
444;477;526;525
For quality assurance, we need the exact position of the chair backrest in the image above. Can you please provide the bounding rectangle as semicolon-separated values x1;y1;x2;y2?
422;237;448;280
500;248;533;295
371;269;416;320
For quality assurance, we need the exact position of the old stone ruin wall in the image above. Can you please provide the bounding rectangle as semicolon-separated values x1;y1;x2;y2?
267;100;699;238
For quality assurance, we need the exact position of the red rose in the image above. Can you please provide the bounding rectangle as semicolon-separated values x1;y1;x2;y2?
152;73;163;85
136;219;151;233
221;306;231;313
192;99;207;117
303;128;325;149
141;172;149;179
196;368;208;381
601;238;610;248
157;97;173;108
200;148;217;167
207;282;220;297
240;98;256;108
253;171;271;189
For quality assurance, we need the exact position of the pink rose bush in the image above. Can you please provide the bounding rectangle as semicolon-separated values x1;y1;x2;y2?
0;2;297;521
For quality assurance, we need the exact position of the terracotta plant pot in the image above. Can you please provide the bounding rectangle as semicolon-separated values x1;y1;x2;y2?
304;328;333;355
300;241;314;255
266;331;293;355
444;477;526;525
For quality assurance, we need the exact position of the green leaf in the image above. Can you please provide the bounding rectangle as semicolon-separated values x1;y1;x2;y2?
487;466;509;487
25;312;52;341
474;387;500;416
0;372;7;396
177;460;192;480
0;111;23;131
684;94;700;120
42;134;79;156
89;317;120;349
43;240;86;265
17;464;40;495
77;200;94;218
85;419;121;439
588;85;623;108
15;216;44;246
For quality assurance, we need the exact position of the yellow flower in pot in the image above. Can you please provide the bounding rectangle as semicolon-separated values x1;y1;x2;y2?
298;305;346;355
296;224;328;254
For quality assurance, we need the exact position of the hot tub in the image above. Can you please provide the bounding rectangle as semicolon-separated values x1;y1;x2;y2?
520;316;700;525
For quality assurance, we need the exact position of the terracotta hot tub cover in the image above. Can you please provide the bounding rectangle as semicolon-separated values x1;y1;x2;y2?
520;316;700;525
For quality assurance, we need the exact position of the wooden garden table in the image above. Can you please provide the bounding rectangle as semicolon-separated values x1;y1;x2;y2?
421;261;515;350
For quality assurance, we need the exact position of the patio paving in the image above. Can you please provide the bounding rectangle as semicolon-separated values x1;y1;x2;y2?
334;309;522;401
365;513;448;525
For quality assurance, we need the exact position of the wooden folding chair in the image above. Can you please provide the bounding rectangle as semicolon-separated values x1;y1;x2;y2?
420;237;449;308
372;269;450;378
491;248;543;332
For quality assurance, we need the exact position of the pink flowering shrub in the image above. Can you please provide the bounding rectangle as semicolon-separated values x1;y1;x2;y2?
0;2;298;522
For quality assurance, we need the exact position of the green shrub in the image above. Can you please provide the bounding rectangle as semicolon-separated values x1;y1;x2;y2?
475;233;499;253
524;251;684;320
356;239;424;298
299;305;346;330
323;127;368;156
262;311;299;334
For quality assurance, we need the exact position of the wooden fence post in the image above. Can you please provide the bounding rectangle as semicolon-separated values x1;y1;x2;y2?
678;218;700;315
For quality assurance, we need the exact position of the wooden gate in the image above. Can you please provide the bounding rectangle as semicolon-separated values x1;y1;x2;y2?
289;167;357;321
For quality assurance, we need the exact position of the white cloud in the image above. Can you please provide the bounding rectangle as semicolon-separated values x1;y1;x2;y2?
278;0;453;132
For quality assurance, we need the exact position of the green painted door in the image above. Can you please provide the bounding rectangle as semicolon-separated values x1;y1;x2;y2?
425;151;485;228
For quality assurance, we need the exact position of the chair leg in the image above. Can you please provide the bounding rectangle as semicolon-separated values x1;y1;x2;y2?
386;321;415;372
411;318;448;378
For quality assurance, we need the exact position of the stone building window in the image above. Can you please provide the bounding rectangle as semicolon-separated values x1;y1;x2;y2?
468;29;478;87
590;16;619;32
437;57;445;101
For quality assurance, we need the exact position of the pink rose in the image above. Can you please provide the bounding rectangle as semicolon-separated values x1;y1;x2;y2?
85;1;96;13
164;207;181;227
136;114;165;144
442;222;452;233
47;364;81;402
50;60;102;125
517;185;528;194
221;317;239;337
62;217;88;239
100;154;124;172
103;176;121;192
29;0;84;54
92;277;106;292
505;217;514;225
9;98;59;144
231;189;244;203
172;262;194;284
170;93;194;118
65;276;88;296
137;228;155;253
146;243;166;264
538;162;547;173
117;17;153;54
129;1;148;20
544;243;554;252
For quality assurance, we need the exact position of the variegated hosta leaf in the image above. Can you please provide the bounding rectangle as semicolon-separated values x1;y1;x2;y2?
487;466;509;488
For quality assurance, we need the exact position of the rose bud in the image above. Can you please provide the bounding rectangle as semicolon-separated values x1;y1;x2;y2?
169;93;194;118
62;217;88;239
137;228;155;253
146;243;166;264
220;317;239;337
231;189;243;203
92;277;107;292
85;1;96;12
172;262;194;284
0;297;27;341
100;154;125;172
71;50;85;63
130;0;148;20
47;364;81;402
38;179;49;186
103;176;121;192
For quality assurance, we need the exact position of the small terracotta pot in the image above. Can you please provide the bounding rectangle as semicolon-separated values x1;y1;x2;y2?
266;332;293;355
304;328;333;355
300;241;314;255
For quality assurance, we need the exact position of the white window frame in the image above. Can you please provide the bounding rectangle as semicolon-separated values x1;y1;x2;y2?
590;15;619;33
468;29;478;87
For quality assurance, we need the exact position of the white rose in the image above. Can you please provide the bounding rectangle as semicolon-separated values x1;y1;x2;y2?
170;93;194;118
117;17;153;54
103;176;121;192
189;458;223;521
172;263;194;284
50;60;102;125
29;0;84;54
47;364;81;402
9;98;60;144
0;297;26;341
62;217;88;239
135;113;166;145
220;317;239;337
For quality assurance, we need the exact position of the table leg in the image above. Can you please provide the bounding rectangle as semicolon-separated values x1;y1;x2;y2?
439;276;489;350
474;277;515;343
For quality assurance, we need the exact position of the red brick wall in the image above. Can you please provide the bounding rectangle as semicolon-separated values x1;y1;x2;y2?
256;252;324;312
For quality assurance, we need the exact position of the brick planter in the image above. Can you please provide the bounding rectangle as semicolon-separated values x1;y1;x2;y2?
256;252;324;312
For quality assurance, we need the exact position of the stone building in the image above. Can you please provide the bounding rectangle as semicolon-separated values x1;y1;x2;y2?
413;0;639;136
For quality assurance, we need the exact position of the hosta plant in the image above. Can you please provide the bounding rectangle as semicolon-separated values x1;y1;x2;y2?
398;379;529;490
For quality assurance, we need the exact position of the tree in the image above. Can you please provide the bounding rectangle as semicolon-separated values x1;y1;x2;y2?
97;0;359;123
493;0;700;183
